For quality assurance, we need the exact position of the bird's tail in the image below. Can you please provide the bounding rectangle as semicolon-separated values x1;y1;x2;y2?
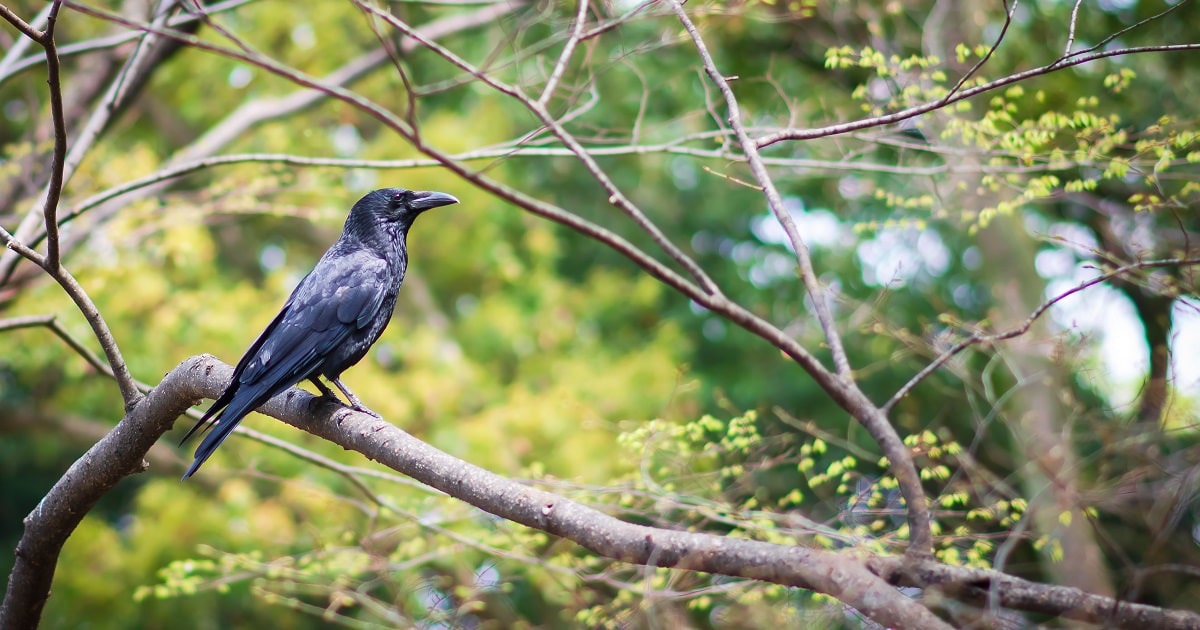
180;386;263;480
181;405;248;480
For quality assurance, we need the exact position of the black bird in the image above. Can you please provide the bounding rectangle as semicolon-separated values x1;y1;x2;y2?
180;188;458;479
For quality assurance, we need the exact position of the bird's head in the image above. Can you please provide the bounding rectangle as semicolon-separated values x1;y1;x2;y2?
344;187;459;244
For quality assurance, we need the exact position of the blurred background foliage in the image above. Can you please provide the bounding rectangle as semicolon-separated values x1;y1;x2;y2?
2;0;1198;627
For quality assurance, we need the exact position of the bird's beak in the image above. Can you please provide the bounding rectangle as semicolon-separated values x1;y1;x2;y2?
410;190;459;212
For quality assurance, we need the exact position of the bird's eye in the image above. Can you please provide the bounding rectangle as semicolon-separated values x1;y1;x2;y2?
392;191;407;206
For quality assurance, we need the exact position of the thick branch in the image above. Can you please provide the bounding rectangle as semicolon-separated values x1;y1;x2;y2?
0;355;198;629
0;356;950;630
871;556;1200;630
8;355;1197;628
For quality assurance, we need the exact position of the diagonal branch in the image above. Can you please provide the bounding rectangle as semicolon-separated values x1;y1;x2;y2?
668;1;850;377
882;257;1200;414
754;43;1200;148
0;228;143;407
668;0;932;558
1;315;119;381
536;0;589;107
8;355;1198;629
0;354;935;630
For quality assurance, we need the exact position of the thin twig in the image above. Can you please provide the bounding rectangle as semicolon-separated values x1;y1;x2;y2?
0;4;43;38
41;0;68;271
42;139;1158;241
755;43;1200;148
1064;0;1085;56
882;257;1200;414
669;1;850;376
942;0;1017;104
0;315;113;380
537;0;589;107
1059;0;1188;65
0;3;53;81
0;227;143;408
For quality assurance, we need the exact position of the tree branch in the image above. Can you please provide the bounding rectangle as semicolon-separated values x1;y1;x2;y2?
0;356;949;629
870;556;1200;630
883;257;1200;414
754;43;1200;148
7;355;1197;628
0;355;198;629
38;0;67;271
0;1;179;284
0;228;143;407
668;0;932;558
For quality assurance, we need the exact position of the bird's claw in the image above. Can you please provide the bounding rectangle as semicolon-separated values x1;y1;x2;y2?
349;403;382;418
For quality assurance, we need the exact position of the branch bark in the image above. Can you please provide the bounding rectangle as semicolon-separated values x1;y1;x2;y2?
0;356;951;630
6;356;1199;629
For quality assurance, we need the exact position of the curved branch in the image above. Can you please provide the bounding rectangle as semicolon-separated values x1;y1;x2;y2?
755;43;1200;148
8;355;1198;628
883;257;1200;414
0;228;143;407
668;0;932;558
0;356;951;630
0;356;198;629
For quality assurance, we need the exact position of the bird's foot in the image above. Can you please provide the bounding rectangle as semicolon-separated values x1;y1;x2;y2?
309;377;341;402
348;403;383;419
328;377;381;417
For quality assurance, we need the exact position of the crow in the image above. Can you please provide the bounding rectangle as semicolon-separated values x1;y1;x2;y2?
180;187;458;479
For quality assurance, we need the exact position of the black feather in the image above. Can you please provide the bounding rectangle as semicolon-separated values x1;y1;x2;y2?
180;188;458;479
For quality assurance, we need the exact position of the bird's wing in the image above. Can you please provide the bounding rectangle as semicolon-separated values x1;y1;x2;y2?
240;254;390;388
181;254;391;478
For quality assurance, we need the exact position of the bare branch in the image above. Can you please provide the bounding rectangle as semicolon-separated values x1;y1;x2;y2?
668;1;850;376
40;0;68;271
883;257;1200;414
536;0;588;107
871;556;1200;630
668;0;932;558
0;315;118;382
0;356;198;629
942;0;1016;104
755;43;1200;148
0;3;45;39
0;355;918;630
7;356;1197;628
0;227;143;407
1064;0;1085;55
